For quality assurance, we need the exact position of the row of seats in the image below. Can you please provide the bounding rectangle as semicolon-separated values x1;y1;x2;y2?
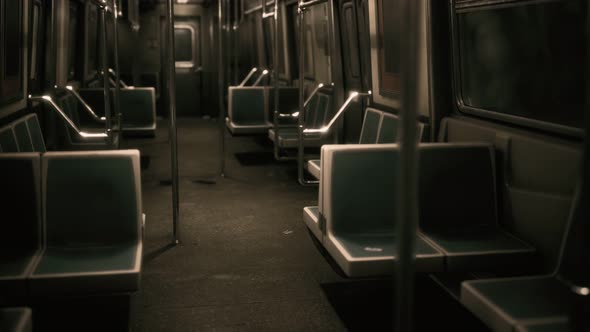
305;107;426;179
0;150;143;301
303;114;587;331
78;87;157;137
225;86;299;135
304;143;535;277
53;93;120;150
0;114;46;153
268;87;334;149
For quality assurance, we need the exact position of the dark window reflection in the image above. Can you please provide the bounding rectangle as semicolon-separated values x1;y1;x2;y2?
174;28;193;62
458;0;586;129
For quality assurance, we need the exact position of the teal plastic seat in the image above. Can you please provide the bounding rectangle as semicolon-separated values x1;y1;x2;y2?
119;87;157;136
308;144;444;277
54;94;119;150
418;144;535;271
226;87;270;135
268;91;332;149
305;108;427;180
25;114;46;152
0;308;32;332
0;125;18;152
0;153;42;298
30;150;142;296
461;182;588;332
78;87;157;137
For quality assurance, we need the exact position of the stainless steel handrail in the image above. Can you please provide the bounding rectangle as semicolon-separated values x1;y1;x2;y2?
261;0;276;19
252;69;269;86
28;95;108;139
108;68;130;88
239;67;259;87
298;0;328;10
55;85;106;123
302;91;371;135
277;83;324;119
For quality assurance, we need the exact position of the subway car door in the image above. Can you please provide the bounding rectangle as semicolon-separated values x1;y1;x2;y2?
173;18;202;116
336;0;366;142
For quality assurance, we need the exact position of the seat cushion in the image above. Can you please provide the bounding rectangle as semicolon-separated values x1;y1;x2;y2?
226;118;271;135
324;233;444;277
306;159;321;180
461;276;571;332
0;308;32;332
268;128;324;148
422;225;536;271
359;108;383;144
30;244;142;296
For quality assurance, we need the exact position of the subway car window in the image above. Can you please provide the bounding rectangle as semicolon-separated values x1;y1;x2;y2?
0;0;23;104
377;0;401;98
174;27;193;63
67;3;79;81
86;5;99;80
456;0;586;129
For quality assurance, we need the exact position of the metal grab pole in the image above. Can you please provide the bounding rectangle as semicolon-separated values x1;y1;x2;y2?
396;0;421;330
271;0;282;161
99;5;112;144
166;0;180;244
111;0;122;140
297;4;307;185
218;0;226;177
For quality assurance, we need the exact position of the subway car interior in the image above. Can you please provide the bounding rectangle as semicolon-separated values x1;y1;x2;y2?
0;0;589;331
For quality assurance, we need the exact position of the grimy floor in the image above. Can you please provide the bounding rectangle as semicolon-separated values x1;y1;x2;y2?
124;118;489;332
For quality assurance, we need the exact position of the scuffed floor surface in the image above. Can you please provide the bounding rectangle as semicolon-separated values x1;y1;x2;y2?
124;118;489;332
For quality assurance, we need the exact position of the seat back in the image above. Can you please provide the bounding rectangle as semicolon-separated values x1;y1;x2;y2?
418;143;497;232
313;92;332;128
376;112;399;143
228;87;267;125
321;144;399;236
13;122;33;152
119;87;157;129
359;108;383;144
0;153;42;251
43;150;142;247
0;125;18;152
25;114;46;152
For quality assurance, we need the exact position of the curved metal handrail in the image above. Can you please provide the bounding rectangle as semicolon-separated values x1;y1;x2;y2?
55;85;106;123
277;83;324;119
28;95;108;139
252;69;270;86
303;91;371;136
239;67;259;87
108;68;130;88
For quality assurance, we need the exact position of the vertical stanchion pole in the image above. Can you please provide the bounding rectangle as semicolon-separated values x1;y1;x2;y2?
297;3;306;184
111;0;122;145
166;0;180;244
396;0;421;330
272;0;281;160
100;4;113;144
218;0;226;177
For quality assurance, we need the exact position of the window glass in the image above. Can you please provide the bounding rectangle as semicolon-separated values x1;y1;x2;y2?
68;3;79;80
377;0;401;97
174;28;193;62
87;6;99;78
3;1;21;78
30;4;40;79
457;0;586;129
1;0;23;103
